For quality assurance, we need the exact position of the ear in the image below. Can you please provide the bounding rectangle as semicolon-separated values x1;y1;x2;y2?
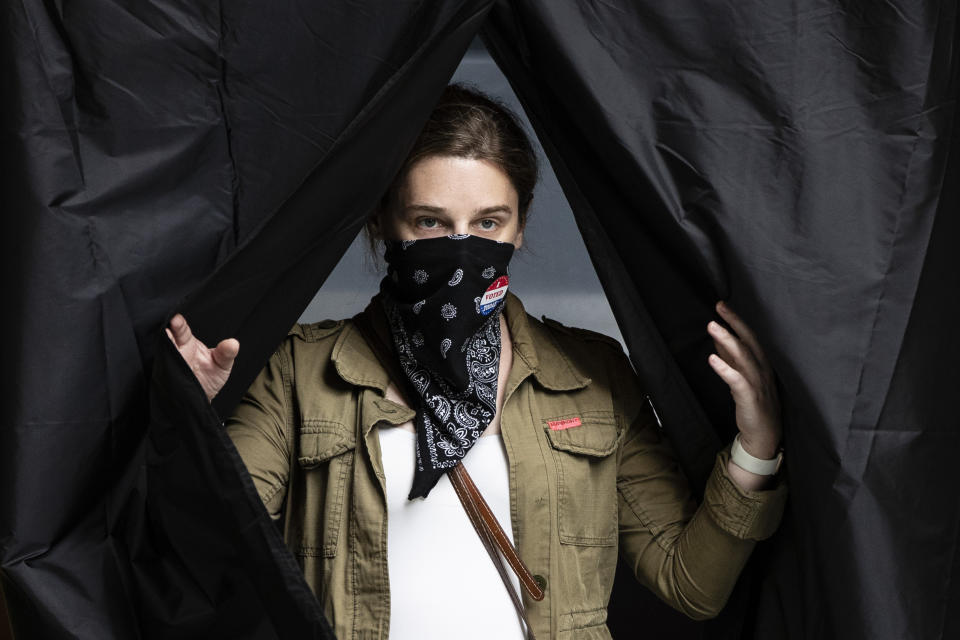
514;206;527;249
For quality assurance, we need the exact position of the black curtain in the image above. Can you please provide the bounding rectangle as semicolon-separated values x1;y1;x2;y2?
3;1;958;639
483;3;960;639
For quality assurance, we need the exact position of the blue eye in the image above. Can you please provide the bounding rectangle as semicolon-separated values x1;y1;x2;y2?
418;218;439;229
479;219;496;230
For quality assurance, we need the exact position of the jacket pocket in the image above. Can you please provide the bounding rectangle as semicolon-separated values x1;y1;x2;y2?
543;410;622;546
295;419;356;558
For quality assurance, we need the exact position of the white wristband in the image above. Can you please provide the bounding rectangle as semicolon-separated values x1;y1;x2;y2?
731;433;782;476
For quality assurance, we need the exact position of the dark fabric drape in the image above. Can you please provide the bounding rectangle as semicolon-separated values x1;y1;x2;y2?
483;3;960;639
3;0;958;638
3;1;493;637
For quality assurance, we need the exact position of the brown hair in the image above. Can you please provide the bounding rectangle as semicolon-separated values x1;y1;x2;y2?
366;83;539;251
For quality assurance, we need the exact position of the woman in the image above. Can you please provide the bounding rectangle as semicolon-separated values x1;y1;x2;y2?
167;84;787;639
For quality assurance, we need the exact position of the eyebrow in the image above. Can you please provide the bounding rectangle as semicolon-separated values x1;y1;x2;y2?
404;204;513;216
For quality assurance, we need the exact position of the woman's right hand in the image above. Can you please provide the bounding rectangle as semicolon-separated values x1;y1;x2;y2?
166;313;239;402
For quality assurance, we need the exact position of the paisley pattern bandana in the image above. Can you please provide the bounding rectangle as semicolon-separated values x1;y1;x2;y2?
379;234;515;499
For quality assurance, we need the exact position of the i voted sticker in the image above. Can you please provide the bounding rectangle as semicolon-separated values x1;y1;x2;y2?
479;276;509;315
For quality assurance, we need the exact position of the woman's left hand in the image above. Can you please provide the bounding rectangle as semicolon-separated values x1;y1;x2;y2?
706;300;782;460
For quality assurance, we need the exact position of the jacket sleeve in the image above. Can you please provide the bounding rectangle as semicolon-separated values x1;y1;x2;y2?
224;344;294;521
613;361;788;620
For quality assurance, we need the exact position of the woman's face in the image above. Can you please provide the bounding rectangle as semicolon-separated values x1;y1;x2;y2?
376;155;525;248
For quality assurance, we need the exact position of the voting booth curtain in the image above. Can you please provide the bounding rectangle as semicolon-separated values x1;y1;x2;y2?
3;0;958;638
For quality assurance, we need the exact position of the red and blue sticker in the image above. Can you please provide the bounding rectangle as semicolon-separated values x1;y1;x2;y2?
479;276;509;316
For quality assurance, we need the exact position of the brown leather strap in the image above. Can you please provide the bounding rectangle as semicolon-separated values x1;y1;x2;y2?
449;463;537;639
449;463;544;601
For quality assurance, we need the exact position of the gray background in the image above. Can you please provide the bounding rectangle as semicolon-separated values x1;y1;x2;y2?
299;40;623;347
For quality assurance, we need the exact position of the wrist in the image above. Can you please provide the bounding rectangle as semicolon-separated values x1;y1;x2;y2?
726;457;773;491
731;433;783;476
737;434;779;460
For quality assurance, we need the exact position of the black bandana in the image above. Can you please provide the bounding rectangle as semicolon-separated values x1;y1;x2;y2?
379;234;515;499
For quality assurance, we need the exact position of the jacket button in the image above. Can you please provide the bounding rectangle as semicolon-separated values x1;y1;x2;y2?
533;574;547;592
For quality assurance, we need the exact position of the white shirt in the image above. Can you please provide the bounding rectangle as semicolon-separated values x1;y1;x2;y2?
377;425;525;640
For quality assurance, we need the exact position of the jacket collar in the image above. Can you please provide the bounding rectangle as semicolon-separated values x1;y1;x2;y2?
330;291;591;394
501;292;592;391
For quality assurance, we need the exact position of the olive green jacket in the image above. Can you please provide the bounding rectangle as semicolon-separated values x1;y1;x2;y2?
226;292;787;639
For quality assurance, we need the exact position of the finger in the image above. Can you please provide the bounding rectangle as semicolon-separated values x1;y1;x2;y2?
715;301;771;370
707;353;752;399
711;336;736;365
707;320;762;386
211;338;240;371
168;314;194;348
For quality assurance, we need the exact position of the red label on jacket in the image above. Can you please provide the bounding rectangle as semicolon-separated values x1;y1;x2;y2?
547;417;582;431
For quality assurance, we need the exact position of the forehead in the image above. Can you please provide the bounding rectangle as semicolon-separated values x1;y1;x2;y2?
401;155;518;206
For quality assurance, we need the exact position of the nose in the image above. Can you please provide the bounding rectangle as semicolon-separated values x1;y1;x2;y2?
450;219;472;236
